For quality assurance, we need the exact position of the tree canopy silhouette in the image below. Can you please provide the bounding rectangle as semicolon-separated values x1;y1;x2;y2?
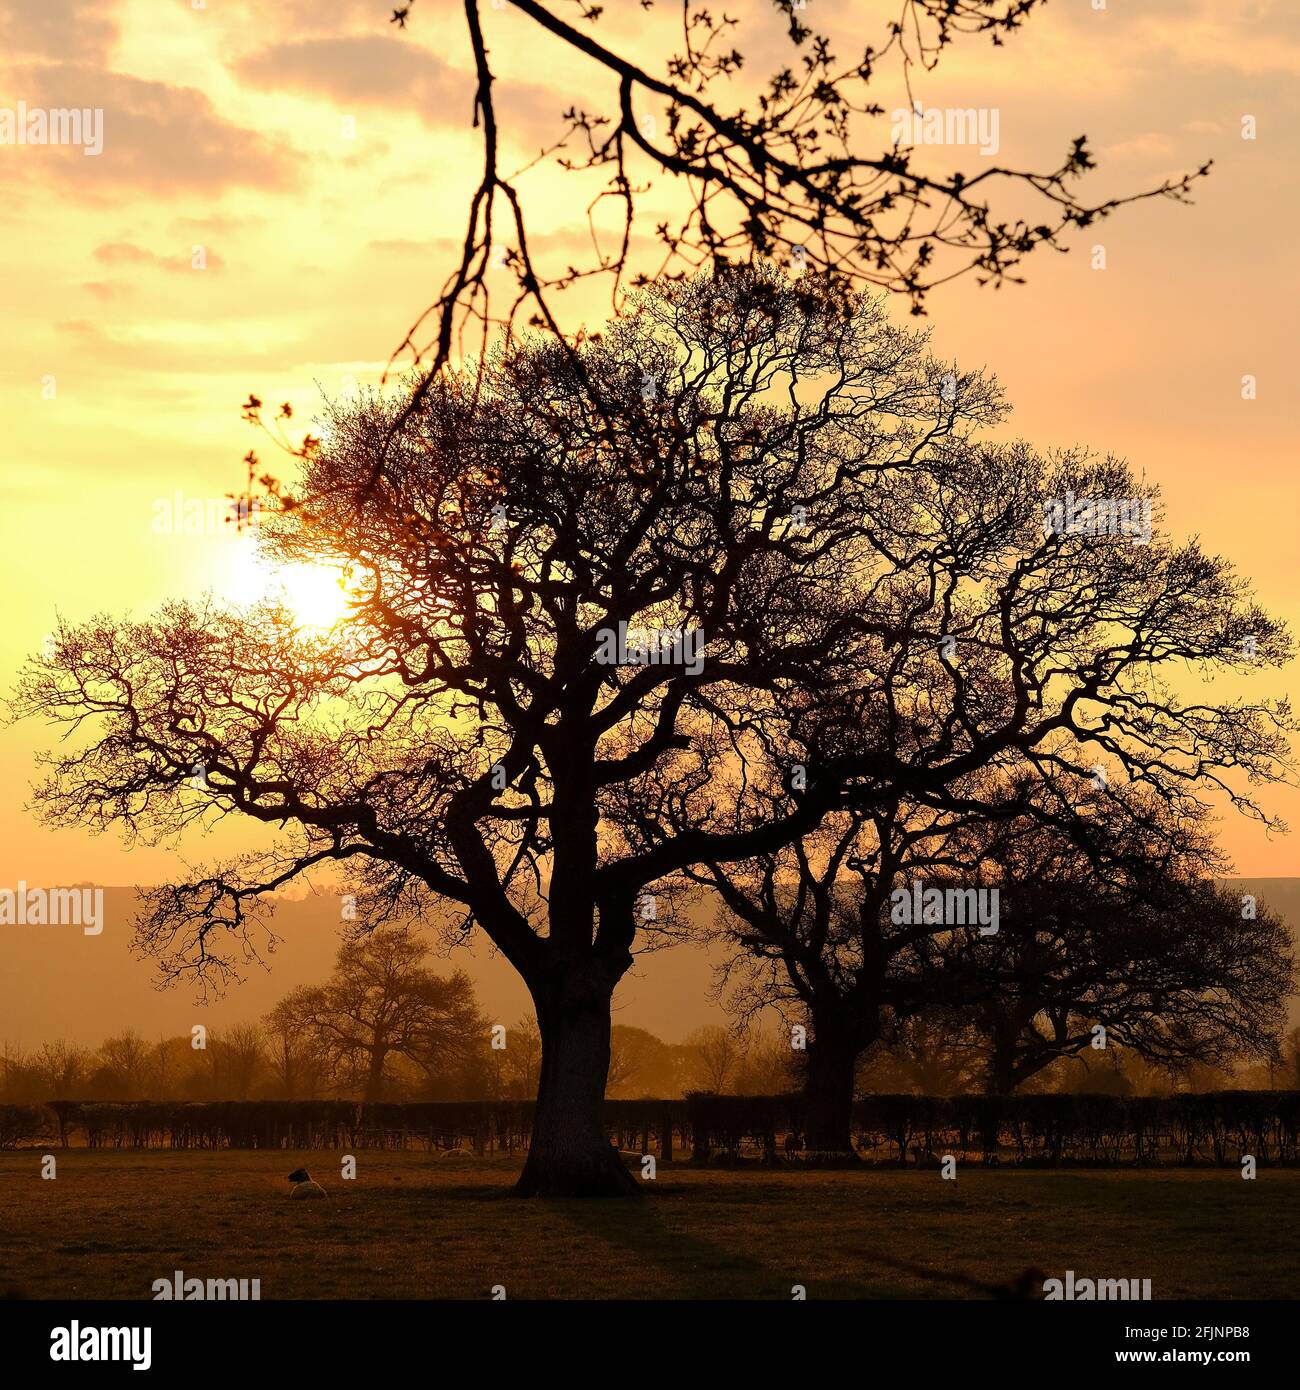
697;776;1295;1150
267;929;484;1103
16;266;1291;1195
938;857;1294;1098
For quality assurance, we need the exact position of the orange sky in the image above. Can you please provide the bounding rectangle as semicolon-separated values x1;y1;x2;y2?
1;0;1297;904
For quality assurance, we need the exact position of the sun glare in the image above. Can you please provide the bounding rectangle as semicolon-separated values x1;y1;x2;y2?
278;563;351;630
221;534;352;631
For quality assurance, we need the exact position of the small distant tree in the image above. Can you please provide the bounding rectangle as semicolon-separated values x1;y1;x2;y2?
857;1012;986;1097
270;930;484;1102
501;1014;543;1100
141;1035;213;1100
687;1025;740;1093
263;1003;328;1100
31;1041;93;1100
206;1022;268;1101
1282;1026;1300;1091
97;1029;152;1099
606;1024;676;1097
733;1031;799;1096
0;1043;41;1104
143;1037;175;1099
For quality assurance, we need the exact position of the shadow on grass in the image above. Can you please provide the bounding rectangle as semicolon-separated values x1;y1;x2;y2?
538;1170;1043;1299
356;1181;516;1203
328;1162;1040;1298
540;1183;910;1299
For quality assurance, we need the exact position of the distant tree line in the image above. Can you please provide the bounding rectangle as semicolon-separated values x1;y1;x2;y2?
0;928;795;1106
3;1002;1296;1110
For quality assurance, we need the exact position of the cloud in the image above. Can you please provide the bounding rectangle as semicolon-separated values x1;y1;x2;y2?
227;0;386;34
0;0;118;65
1101;132;1179;162
93;241;226;272
234;34;465;113
1050;0;1300;76
233;32;562;132
0;65;296;194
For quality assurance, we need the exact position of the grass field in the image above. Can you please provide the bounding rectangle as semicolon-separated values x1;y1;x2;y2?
1;1150;1296;1300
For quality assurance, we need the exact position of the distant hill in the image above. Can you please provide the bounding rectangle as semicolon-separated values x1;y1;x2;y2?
0;886;735;1049
1;880;1296;1049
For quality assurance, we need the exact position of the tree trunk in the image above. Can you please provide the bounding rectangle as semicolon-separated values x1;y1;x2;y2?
984;1019;1020;1096
363;1048;387;1105
803;1033;861;1157
516;977;638;1198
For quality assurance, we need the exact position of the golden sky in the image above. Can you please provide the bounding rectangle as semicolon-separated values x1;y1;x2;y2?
1;0;1297;892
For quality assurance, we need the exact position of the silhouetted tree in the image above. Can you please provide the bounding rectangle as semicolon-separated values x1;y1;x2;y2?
0;1043;39;1104
205;1022;268;1101
857;1010;985;1096
884;809;1295;1094
269;931;484;1102
17;268;1291;1193
1282;1025;1300;1090
732;1029;799;1095
31;1041;92;1100
686;1025;740;1093
500;1014;543;1099
709;785;1293;1144
604;1024;661;1095
97;1029;152;1099
950;879;1295;1096
263;1003;329;1099
697;798;979;1148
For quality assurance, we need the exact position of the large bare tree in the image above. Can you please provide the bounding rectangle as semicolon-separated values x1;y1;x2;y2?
16;267;1290;1194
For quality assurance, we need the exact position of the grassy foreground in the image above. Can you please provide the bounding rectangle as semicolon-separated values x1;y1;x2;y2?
1;1149;1296;1300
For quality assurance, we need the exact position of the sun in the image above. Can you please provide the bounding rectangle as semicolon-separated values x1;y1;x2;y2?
277;562;351;630
220;535;352;631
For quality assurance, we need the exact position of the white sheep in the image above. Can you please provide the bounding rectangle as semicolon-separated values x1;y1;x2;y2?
287;1166;327;1199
